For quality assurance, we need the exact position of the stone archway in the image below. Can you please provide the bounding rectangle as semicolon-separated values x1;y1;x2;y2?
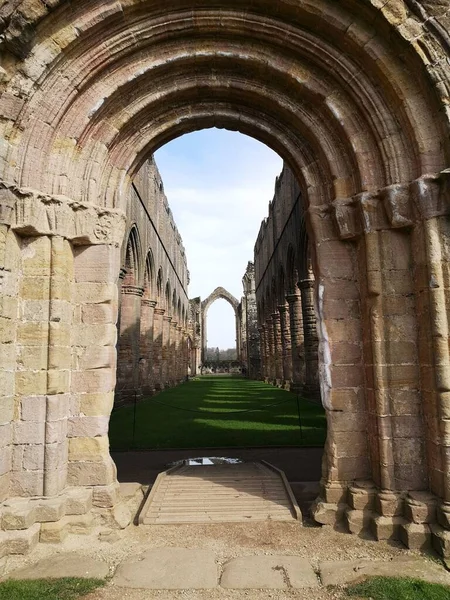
201;287;240;364
1;0;450;555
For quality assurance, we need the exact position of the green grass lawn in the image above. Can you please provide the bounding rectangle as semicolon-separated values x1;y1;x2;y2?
0;578;105;600
109;376;326;450
346;576;450;599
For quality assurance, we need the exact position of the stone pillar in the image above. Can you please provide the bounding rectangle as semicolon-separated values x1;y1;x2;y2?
265;317;275;382
169;320;178;385
271;312;283;383
299;277;319;395
258;326;266;380
69;243;119;492
162;315;172;388
286;292;305;391
0;219;19;502
278;304;292;384
140;299;157;395
177;325;184;381
116;284;144;404
152;308;165;390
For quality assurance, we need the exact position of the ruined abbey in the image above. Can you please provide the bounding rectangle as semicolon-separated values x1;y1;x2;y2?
2;0;450;560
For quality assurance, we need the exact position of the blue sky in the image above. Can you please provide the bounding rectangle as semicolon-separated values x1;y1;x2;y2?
154;129;282;349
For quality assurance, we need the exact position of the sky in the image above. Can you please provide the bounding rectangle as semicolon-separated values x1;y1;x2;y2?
154;129;283;349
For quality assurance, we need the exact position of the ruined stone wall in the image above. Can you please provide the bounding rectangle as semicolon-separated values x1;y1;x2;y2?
115;157;190;405
254;164;319;396
240;262;261;379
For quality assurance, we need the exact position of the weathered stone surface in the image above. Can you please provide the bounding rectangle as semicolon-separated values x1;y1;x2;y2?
319;557;450;587
7;553;110;580
221;556;319;589
113;548;217;589
111;503;132;529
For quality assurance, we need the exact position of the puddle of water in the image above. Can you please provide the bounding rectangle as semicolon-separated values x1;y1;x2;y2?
168;456;244;467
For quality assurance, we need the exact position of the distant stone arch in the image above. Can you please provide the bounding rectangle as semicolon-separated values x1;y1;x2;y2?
201;287;240;364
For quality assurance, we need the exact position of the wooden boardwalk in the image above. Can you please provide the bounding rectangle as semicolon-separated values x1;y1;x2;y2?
139;461;301;524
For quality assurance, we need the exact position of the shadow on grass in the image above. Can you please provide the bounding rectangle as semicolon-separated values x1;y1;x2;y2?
109;376;326;450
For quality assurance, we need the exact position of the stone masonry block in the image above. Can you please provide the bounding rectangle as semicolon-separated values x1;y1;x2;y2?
0;473;10;502
65;487;93;515
21;237;51;276
31;496;66;523
15;371;47;396
404;492;437;524
23;444;44;470
1;501;36;530
20;396;46;422
0;371;14;397
40;519;69;543
345;508;374;535
399;522;432;550
71;369;115;394
44;442;68;472
67;459;116;487
371;515;403;541
13;421;45;445
79;392;114;416
68;417;109;438
45;419;68;444
92;482;120;508
0;397;14;425
66;513;94;534
0;447;12;476
73;283;116;305
2;523;40;555
10;471;44;497
68;436;109;462
46;394;70;421
47;369;70;395
81;304;115;324
0;424;12;448
74;245;119;283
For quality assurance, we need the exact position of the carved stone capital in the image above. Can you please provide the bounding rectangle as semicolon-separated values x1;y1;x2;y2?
0;181;126;246
355;191;390;233
121;285;144;297
142;299;157;308
332;197;362;239
154;308;165;316
410;173;450;220
286;292;301;304
298;278;314;291
277;304;289;314
379;183;413;228
163;315;172;322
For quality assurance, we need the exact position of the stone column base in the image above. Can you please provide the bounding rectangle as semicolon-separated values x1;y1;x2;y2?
311;480;450;557
0;482;144;558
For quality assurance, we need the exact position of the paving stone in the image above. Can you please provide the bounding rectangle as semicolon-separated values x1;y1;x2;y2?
113;548;217;589
7;552;110;580
220;556;319;589
319;557;450;587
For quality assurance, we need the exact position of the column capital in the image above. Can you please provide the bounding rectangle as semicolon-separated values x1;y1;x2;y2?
286;292;301;304
142;299;157;308
163;315;172;322
154;308;165;316
271;312;281;321
121;285;144;297
0;179;126;246
278;304;289;314
298;279;314;291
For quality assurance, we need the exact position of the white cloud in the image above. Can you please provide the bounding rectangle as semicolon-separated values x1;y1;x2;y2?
154;128;282;349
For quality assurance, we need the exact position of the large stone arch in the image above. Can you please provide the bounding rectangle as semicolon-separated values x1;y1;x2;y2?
1;0;450;555
201;287;240;363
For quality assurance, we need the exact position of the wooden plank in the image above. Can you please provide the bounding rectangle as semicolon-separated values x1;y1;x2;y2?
139;461;302;525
